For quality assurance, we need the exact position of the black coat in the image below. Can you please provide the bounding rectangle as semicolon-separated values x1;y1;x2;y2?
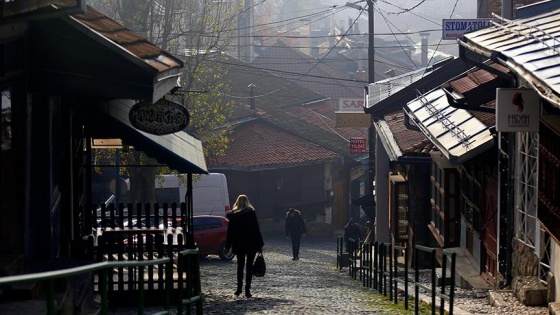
285;210;306;237
225;207;264;255
344;223;362;242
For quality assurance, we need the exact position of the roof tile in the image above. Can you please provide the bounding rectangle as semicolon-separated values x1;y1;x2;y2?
209;120;339;169
383;111;434;155
72;6;182;72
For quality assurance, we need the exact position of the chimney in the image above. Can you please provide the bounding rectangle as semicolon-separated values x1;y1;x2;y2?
420;32;429;67
355;71;367;81
248;83;256;109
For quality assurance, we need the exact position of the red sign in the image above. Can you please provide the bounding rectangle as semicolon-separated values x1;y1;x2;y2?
350;138;367;154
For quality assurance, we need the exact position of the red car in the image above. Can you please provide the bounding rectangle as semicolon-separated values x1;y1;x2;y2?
124;215;233;261
193;215;234;261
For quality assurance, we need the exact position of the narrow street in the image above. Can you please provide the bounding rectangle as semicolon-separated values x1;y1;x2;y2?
199;236;415;315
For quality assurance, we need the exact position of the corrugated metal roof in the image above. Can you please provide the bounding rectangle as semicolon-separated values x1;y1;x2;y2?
405;88;495;165
459;8;560;108
364;57;471;117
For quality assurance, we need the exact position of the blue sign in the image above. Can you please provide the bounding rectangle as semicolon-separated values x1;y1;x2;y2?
442;19;493;40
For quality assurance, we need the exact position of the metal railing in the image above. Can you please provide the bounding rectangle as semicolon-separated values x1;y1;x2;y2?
337;240;456;314
0;248;202;315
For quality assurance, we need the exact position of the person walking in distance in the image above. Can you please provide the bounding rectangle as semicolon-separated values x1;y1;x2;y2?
285;208;306;260
344;218;362;253
225;194;264;298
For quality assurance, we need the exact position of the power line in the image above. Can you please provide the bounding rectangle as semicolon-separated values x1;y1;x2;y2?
209;10;368;99
423;0;460;75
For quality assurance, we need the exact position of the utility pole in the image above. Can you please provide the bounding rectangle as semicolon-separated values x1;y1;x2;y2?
367;0;376;200
368;0;375;84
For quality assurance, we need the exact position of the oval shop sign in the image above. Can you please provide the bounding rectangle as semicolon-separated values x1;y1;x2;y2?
129;99;190;135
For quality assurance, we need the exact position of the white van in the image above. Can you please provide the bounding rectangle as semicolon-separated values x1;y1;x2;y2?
154;173;231;216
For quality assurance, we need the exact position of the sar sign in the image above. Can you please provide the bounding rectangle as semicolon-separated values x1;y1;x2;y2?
338;98;364;112
129;99;190;135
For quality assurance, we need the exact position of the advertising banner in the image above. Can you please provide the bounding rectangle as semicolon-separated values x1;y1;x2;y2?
442;19;492;40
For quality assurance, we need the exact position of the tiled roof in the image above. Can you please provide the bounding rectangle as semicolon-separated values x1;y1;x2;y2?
442;62;509;127
442;62;509;115
383;111;434;156
208;120;339;170
213;54;367;159
30;4;183;102
253;40;364;103
72;6;183;75
216;54;326;109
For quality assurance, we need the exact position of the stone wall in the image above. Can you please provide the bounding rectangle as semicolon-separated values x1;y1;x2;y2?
512;237;540;277
511;238;550;305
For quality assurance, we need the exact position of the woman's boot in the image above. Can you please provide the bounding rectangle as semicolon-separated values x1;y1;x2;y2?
245;278;252;298
234;281;242;296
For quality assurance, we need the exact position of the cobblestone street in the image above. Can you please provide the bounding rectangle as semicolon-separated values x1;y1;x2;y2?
101;235;550;314
199;236;418;314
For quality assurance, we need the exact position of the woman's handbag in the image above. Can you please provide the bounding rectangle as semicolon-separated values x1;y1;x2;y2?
253;252;266;277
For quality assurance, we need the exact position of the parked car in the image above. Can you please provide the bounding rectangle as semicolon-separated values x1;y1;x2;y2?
156;215;233;260
192;215;234;261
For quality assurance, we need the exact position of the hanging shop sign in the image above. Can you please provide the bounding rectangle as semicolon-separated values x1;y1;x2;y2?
129;99;189;135
496;88;540;132
335;112;370;128
338;98;365;112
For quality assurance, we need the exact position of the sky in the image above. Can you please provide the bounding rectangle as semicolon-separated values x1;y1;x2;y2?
318;0;479;58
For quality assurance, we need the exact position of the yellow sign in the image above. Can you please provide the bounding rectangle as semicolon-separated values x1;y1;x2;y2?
351;167;365;180
335;112;370;127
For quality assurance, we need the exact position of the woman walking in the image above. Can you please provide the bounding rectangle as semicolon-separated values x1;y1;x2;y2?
225;194;264;298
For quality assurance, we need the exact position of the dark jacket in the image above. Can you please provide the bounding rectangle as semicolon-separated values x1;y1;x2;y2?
285;210;306;237
344;222;362;242
225;207;264;255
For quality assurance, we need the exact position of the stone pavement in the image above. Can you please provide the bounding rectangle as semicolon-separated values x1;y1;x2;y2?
199;236;416;314
100;235;550;314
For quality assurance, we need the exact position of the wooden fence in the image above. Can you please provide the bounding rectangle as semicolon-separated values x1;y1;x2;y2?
83;202;195;306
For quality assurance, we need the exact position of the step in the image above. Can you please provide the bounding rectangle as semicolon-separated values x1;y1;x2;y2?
442;247;493;290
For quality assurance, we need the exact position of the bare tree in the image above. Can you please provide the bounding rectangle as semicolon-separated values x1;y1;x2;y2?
89;0;239;204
